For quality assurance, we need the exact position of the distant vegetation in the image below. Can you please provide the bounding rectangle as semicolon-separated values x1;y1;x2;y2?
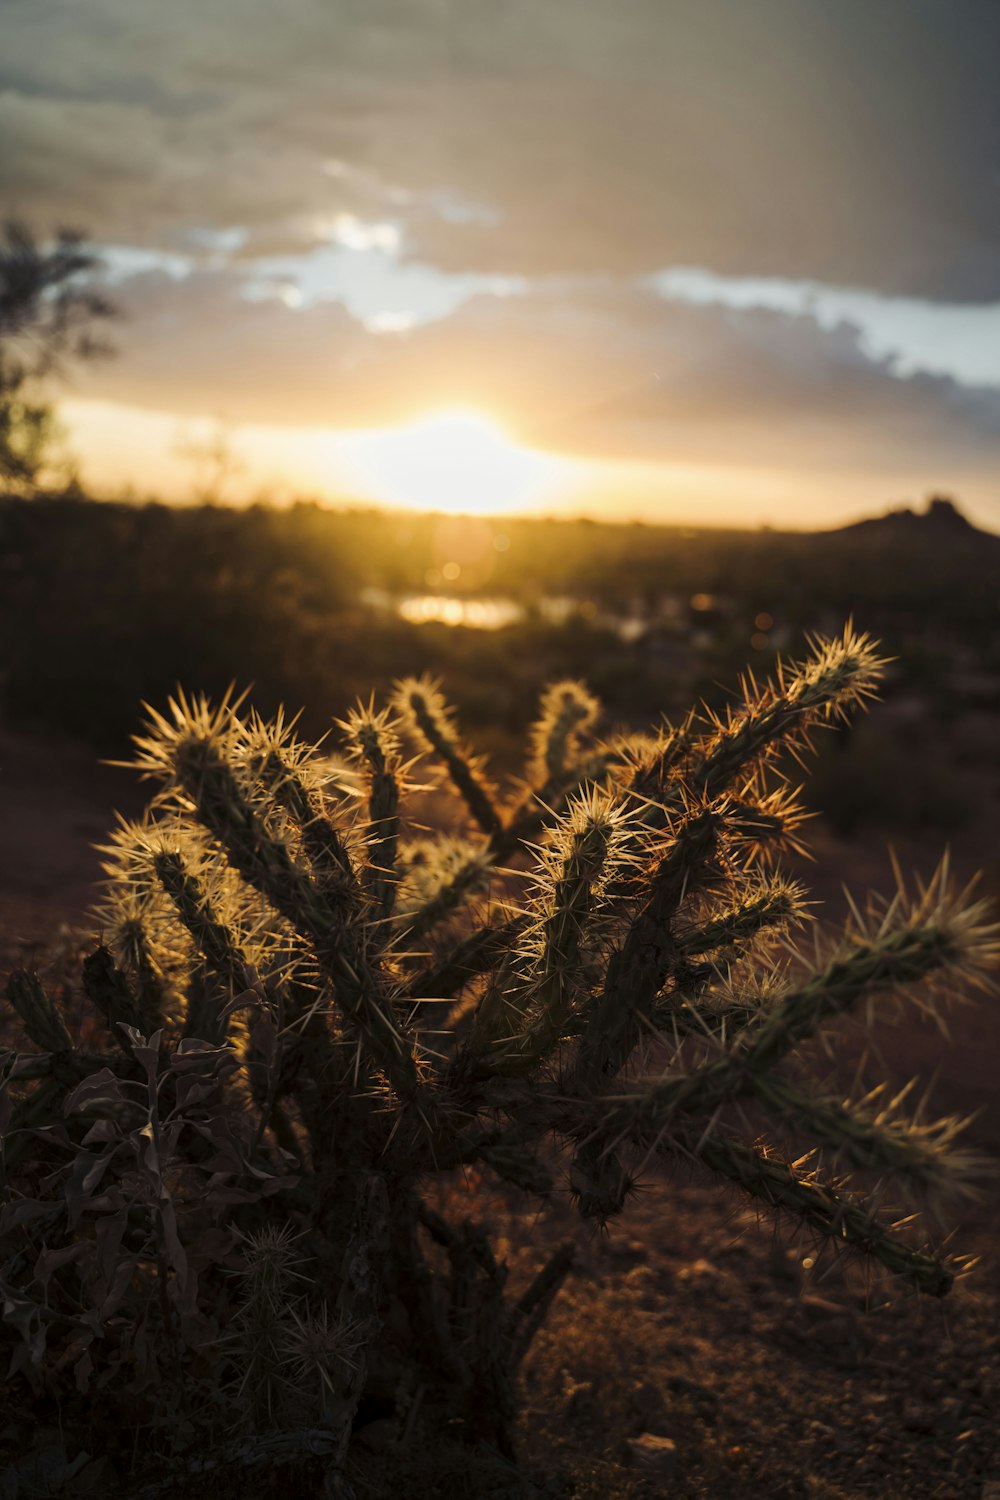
1;492;997;835
0;220;114;490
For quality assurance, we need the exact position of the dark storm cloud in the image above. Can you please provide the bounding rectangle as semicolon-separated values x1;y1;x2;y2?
78;269;1000;480
3;0;1000;298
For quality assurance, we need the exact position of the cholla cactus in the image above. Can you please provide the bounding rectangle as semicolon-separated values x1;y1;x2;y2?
1;626;997;1482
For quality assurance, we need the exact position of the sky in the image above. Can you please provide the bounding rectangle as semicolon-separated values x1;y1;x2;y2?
4;0;1000;528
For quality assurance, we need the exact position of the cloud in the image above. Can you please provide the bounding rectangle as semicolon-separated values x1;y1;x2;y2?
78;268;369;420
74;268;1000;494
2;0;1000;298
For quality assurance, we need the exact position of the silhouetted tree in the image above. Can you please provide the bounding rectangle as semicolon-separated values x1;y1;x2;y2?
0;219;115;490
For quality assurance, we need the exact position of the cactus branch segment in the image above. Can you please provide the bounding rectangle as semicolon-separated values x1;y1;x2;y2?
394;675;503;839
339;701;403;922
748;1074;984;1201
527;680;599;790
668;1122;955;1296
136;704;423;1102
572;803;723;1092
6;970;71;1054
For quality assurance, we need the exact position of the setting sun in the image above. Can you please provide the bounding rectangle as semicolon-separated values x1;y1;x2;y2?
342;408;563;514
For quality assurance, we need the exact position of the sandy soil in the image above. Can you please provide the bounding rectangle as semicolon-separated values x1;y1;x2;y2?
0;725;145;969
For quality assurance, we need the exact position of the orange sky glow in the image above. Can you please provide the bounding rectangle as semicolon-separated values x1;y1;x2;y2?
58;395;997;531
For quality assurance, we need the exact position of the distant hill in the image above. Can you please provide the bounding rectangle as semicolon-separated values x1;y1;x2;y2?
833;496;1000;546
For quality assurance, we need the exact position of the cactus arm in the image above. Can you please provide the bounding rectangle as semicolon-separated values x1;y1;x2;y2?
331;1173;390;1465
748;1074;980;1199
338;702;403;923
81;945;146;1049
739;908;993;1077
362;765;400;924
676;877;807;960
153;851;257;1021
684;626;884;806
526;680;599;791
124;920;167;1030
650;992;763;1040
571;806;722;1093
508;1242;576;1370
397;846;494;944
667;1121;953;1297
5;971;71;1054
471;791;632;1069
408;915;524;1002
620;884;1000;1135
256;750;356;902
621;717;695;803
394;677;503;840
169;741;424;1103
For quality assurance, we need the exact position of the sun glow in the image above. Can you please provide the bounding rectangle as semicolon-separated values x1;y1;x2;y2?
342;408;562;514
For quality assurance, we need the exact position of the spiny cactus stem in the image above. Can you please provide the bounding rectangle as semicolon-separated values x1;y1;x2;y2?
528;680;599;792
331;1173;390;1464
81;945;146;1052
101;898;168;1030
750;1075;969;1195
678;879;806;959
493;749;621;862
508;1241;576;1371
259;750;356;901
399;850;493;944
127;922;166;1030
314;934;423;1102
741;920;972;1075
176;743;422;1100
572;806;722;1093
667;1120;952;1296
625;913;985;1135
543;685;594;779
692;700;807;805
477;1140;555;1195
176;744;325;933
154;851;255;1011
685;628;882;806
508;813;617;1064
402;685;502;840
511;1240;576;1324
432;1096;556;1176
389;1192;467;1382
5;970;71;1054
723;796;810;857
651;992;762;1040
364;767;400;921
411;1205;517;1451
626;719;694;803
409;916;526;1002
265;1099;301;1163
342;708;403;921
